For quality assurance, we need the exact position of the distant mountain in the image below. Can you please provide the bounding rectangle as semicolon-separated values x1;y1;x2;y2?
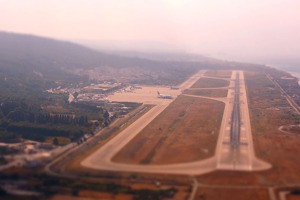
74;39;181;53
85;49;213;62
0;31;154;72
0;32;204;77
75;39;269;72
0;32;200;99
73;39;218;62
0;31;267;100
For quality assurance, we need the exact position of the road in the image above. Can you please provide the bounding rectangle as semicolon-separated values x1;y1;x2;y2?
230;72;241;147
266;73;300;115
81;70;218;175
80;70;270;175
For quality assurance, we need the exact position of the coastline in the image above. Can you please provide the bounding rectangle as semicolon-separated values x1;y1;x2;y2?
267;64;300;85
288;71;300;85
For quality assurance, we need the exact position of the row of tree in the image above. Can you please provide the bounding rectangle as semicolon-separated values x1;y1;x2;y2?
0;98;108;143
36;114;88;125
0;99;92;126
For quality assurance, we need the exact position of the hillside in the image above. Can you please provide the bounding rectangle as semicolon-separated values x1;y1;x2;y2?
0;31;203;74
0;31;267;99
0;32;159;76
0;31;274;153
0;32;201;144
0;32;197;98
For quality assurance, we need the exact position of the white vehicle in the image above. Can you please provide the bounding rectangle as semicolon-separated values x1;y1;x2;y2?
157;91;173;99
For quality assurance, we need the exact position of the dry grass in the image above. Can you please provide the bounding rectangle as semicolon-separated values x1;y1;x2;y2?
55;105;154;174
191;78;229;88
53;104;192;185
195;187;269;200
196;71;300;187
48;185;189;200
287;195;300;200
282;125;300;134
113;95;224;164
183;89;228;98
246;71;300;184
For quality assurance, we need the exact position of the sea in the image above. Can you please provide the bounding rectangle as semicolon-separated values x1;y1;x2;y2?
268;64;300;85
289;72;300;85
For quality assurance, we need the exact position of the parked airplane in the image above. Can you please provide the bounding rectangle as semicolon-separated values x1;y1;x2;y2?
157;91;173;99
170;86;179;90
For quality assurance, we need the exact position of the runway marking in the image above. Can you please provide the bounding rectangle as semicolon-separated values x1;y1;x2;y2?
215;71;271;171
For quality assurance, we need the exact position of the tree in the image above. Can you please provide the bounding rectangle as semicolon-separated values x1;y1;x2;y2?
0;187;7;196
53;137;59;145
103;110;110;120
103;121;109;127
73;92;79;99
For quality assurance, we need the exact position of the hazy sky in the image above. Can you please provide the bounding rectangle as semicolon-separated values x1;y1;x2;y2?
1;0;300;62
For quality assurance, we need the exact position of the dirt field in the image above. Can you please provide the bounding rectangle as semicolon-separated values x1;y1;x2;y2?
53;102;192;186
246;71;300;184
113;95;225;164
205;70;232;78
281;125;300;134
195;187;269;200
183;89;228;98
287;194;300;200
191;78;229;88
48;186;188;200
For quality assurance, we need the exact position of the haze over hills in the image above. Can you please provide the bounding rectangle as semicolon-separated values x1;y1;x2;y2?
0;31;201;98
0;31;172;73
0;31;270;100
73;39;182;54
1;31;218;72
74;40;213;62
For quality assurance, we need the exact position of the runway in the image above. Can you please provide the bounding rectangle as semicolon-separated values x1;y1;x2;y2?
215;71;271;170
81;70;270;175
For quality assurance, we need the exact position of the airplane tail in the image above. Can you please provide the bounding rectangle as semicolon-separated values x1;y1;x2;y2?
157;91;160;95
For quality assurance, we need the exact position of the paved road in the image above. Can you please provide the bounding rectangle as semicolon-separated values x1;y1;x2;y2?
266;73;300;115
81;70;218;175
81;70;270;175
230;72;241;147
216;71;271;171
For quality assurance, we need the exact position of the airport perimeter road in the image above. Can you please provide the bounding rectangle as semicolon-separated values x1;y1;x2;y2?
215;71;271;171
266;73;300;115
178;70;204;90
81;98;217;175
81;70;217;175
81;70;270;175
